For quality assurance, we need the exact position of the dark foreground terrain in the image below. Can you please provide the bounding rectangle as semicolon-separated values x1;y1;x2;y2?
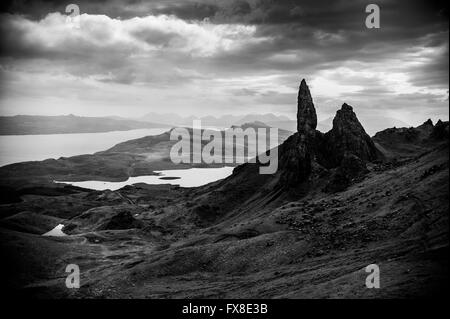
0;80;448;298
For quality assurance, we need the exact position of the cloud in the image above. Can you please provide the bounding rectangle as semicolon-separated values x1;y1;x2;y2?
0;12;263;57
0;12;271;86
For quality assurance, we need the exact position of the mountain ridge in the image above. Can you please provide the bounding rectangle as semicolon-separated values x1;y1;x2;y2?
0;114;168;135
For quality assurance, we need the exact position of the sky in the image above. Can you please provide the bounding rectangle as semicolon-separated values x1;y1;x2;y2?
0;0;448;126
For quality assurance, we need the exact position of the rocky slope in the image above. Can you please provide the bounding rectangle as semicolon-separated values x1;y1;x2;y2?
0;80;448;298
373;118;449;159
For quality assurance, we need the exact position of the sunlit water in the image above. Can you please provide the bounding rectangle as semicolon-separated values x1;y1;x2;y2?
0;128;168;167
55;166;235;190
42;224;67;237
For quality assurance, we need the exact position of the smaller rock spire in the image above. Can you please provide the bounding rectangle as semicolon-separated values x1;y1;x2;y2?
324;103;380;167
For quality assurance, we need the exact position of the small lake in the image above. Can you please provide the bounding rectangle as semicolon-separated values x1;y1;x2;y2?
43;224;67;237
55;166;235;190
0;128;169;167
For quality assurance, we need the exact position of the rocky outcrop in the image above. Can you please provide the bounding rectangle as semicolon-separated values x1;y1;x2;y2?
320;103;380;168
431;120;449;140
98;211;143;231
279;80;382;188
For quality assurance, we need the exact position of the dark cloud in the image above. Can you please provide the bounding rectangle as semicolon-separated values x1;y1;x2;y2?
153;1;220;20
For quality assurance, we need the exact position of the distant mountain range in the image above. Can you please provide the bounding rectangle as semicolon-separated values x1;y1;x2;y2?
0;112;412;137
139;112;291;128
0;115;169;135
140;112;411;136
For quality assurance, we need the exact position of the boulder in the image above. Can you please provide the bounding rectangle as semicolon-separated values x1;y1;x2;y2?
97;211;143;231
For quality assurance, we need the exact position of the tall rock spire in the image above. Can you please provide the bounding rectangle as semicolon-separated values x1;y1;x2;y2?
279;79;319;186
297;79;317;134
284;79;318;183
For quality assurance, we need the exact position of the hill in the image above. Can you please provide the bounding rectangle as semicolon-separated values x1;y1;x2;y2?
0;114;168;135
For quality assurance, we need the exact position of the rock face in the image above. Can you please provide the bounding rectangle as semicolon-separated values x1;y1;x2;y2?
278;134;304;186
296;79;319;180
324;154;369;193
321;103;380;168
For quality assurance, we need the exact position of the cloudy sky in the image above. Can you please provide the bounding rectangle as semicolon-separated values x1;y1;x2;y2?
0;0;448;126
